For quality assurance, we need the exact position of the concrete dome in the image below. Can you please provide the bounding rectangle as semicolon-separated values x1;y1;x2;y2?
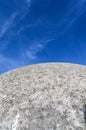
0;63;86;130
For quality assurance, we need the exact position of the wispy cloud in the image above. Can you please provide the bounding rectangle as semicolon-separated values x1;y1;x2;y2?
0;0;32;52
65;0;86;26
17;19;41;34
0;38;53;73
25;39;54;60
16;0;31;24
26;0;31;4
0;0;32;39
26;42;44;60
18;0;86;41
54;0;86;37
0;12;18;39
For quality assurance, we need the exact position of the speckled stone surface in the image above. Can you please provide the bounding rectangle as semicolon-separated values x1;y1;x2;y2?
0;63;86;130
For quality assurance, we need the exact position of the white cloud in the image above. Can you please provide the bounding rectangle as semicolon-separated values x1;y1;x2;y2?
0;0;32;52
0;13;18;39
0;0;32;39
17;19;41;34
0;40;46;73
26;0;31;4
56;0;86;37
25;39;54;60
26;51;37;60
26;42;44;60
25;43;43;60
17;0;31;23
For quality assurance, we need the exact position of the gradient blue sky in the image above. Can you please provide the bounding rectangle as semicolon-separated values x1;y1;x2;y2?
0;0;86;73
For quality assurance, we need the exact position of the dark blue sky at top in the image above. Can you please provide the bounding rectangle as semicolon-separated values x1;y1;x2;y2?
0;0;86;73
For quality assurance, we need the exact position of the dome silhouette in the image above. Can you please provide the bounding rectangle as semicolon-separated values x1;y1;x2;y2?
0;63;86;130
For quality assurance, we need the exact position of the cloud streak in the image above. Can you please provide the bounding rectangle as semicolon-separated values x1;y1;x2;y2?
17;0;86;42
0;13;18;39
1;0;86;73
17;19;41;34
24;39;54;61
0;0;32;53
14;0;31;25
26;0;31;4
26;42;44;60
0;39;54;73
58;0;86;34
0;0;32;39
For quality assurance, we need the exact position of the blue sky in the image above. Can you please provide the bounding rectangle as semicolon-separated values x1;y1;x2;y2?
0;0;86;73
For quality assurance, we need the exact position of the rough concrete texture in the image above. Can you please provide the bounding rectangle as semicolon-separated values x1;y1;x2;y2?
0;63;86;130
